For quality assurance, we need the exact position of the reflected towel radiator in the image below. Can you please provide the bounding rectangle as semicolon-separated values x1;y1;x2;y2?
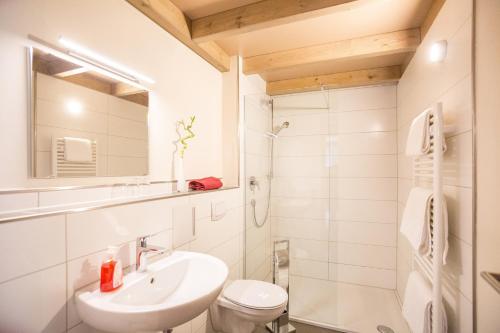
52;137;97;177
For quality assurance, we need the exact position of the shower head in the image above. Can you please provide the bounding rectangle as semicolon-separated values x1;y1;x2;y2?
272;121;289;135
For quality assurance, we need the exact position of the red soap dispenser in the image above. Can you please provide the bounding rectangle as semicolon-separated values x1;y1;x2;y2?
100;246;123;292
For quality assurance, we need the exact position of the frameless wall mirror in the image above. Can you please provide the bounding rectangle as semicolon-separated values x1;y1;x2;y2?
29;46;149;178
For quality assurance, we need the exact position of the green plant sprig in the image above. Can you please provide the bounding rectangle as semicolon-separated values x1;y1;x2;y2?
176;115;196;158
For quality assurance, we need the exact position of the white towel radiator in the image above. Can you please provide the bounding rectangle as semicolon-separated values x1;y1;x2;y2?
411;102;445;333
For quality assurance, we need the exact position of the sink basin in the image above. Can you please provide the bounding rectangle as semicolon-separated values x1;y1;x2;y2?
76;251;228;332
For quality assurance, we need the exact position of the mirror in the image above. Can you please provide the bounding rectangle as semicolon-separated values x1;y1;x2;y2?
29;47;149;178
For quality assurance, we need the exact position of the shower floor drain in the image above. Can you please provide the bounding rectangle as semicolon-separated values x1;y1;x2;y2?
377;325;395;333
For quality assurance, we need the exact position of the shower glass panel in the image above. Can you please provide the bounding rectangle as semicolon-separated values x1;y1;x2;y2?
244;94;273;282
244;85;410;333
271;86;408;333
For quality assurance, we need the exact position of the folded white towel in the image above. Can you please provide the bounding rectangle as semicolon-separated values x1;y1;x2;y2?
406;109;447;156
64;137;92;162
401;187;449;264
403;271;448;333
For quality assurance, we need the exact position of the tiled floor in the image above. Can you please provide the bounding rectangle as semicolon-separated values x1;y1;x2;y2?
289;276;410;333
255;321;340;333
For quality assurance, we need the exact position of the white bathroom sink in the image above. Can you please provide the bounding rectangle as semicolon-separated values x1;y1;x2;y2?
76;251;228;333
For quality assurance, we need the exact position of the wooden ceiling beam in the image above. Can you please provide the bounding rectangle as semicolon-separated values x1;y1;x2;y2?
267;66;401;96
421;0;446;39
402;0;446;74
244;29;420;75
126;0;230;72
191;0;357;43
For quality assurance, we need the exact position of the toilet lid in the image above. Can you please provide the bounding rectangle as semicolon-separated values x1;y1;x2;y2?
223;280;288;310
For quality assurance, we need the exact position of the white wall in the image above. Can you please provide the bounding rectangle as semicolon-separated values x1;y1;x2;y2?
0;0;224;188
396;0;473;331
475;0;500;331
0;187;245;333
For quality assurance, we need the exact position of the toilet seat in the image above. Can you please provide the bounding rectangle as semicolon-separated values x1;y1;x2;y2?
210;279;288;333
222;280;288;310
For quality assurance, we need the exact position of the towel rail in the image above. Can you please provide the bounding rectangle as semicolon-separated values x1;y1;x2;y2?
411;104;445;333
52;137;97;177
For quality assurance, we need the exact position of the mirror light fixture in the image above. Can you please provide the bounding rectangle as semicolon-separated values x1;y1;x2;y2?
58;37;155;84
28;35;151;91
429;40;447;63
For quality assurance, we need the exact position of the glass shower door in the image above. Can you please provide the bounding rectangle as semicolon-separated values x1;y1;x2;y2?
243;93;273;282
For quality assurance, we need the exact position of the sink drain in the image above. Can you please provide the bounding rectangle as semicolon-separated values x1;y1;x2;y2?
377;325;395;333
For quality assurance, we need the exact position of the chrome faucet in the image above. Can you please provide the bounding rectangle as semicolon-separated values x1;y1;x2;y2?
136;235;169;272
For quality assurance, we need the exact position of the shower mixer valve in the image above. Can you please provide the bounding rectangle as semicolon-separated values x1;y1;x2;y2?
249;176;260;192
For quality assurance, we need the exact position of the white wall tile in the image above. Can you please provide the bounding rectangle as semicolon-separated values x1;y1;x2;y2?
67;199;173;259
330;242;396;270
0;265;66;333
444;185;473;245
275;135;329;157
441;75;473;135
272;177;329;199
290;238;329;262
329;263;396;289
0;215;65;283
291;258;329;279
246;239;267;275
272;217;329;241
332;155;397;178
331;85;397;112
444;235;473;302
190;206;243;253
245;128;270;156
330;221;397;247
209;236;241;269
331;132;397;155
0;192;38;212
272;197;329;220
38;187;111;207
172;204;195;248
274;156;330;178
274;112;329;136
443;131;473;188
330;108;397;134
274;91;329;110
332;199;397;223
331;178;397;200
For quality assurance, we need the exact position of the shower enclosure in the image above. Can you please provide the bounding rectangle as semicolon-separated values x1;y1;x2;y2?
244;85;409;333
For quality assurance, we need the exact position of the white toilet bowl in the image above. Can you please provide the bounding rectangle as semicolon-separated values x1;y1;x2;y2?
209;279;288;333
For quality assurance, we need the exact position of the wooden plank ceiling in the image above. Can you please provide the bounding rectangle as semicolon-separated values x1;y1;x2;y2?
126;0;444;95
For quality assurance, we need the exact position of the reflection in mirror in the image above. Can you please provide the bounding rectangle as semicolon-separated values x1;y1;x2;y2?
30;47;149;178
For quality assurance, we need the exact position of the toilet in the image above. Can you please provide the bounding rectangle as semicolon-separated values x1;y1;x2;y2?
209;279;288;333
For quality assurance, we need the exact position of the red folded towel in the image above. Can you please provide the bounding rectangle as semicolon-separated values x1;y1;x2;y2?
189;177;223;191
